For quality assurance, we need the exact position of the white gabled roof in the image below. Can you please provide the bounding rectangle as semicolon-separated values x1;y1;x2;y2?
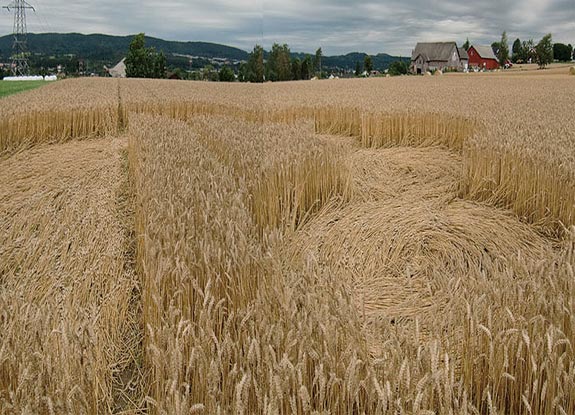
109;58;126;78
411;42;458;62
471;45;498;60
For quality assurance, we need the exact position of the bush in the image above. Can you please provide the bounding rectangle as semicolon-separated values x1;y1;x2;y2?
388;61;409;76
218;65;235;82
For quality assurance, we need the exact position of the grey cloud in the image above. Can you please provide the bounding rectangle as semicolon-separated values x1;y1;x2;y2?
0;0;573;55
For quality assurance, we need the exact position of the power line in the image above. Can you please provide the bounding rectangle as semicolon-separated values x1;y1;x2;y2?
2;0;35;76
31;0;55;33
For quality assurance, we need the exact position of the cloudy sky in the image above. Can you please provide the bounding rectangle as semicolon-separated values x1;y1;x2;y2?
1;0;574;55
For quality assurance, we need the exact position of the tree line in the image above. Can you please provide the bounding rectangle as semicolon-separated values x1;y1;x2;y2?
124;32;573;81
502;32;559;68
464;32;572;69
123;34;410;82
238;44;325;83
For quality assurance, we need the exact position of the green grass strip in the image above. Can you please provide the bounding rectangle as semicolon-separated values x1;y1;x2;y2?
0;80;47;98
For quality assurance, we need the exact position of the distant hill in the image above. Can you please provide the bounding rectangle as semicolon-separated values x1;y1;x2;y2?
330;52;409;71
291;51;409;71
0;33;409;72
0;33;250;62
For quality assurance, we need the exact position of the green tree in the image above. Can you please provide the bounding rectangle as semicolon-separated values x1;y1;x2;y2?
125;33;166;78
218;65;235;82
244;45;265;82
491;42;500;57
364;55;373;74
301;55;312;80
314;47;323;77
535;34;553;68
202;65;218;81
171;67;185;80
355;61;362;76
388;60;408;76
238;62;248;82
553;43;573;62
512;38;522;62
462;38;470;51
291;58;302;80
278;46;292;81
266;43;292;81
154;52;166;78
498;31;509;66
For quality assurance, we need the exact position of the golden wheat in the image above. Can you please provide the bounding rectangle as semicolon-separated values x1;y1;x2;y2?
1;70;575;414
0;137;140;413
0;79;121;156
128;114;375;413
186;115;349;232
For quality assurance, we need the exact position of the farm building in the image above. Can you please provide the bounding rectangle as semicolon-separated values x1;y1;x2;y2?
410;42;466;74
458;48;469;71
105;58;126;78
468;45;499;70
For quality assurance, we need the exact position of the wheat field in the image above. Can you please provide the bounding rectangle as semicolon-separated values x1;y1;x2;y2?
1;70;575;414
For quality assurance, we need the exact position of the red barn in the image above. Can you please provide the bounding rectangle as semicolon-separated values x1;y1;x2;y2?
468;45;499;70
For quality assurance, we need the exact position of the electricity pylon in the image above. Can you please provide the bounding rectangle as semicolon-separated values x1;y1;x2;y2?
2;0;35;76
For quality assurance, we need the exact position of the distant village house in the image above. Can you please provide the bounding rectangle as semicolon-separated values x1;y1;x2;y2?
410;42;467;74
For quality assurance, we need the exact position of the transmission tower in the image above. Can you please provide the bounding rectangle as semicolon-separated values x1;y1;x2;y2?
2;0;35;76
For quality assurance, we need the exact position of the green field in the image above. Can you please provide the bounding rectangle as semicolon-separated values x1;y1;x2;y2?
0;80;46;98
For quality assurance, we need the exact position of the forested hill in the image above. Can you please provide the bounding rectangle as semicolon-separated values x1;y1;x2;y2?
0;33;250;62
0;33;409;71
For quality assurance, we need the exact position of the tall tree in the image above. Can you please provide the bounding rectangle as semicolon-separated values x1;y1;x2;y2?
314;47;323;77
153;52;167;79
491;42;501;58
553;43;573;62
463;38;470;51
535;33;554;68
238;62;248;82
355;61;361;77
245;45;265;82
291;58;302;80
270;43;292;81
498;31;510;66
512;38;522;63
125;33;166;79
301;55;312;80
265;44;279;81
267;43;292;81
364;55;373;74
278;44;292;81
125;33;147;78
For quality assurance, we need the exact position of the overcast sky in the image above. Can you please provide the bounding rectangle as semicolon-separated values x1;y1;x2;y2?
1;0;574;55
